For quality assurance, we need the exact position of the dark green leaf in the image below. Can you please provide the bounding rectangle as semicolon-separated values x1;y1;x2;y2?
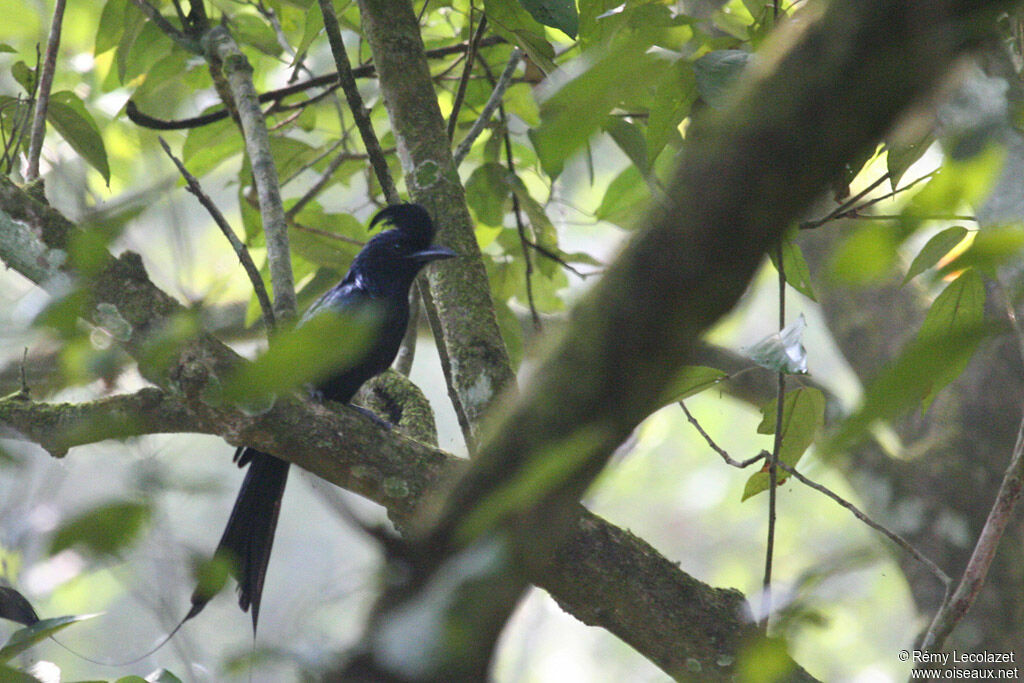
0;587;39;627
693;50;751;109
518;0;578;37
465;162;511;226
47;91;110;184
902;226;969;285
288;207;362;269
11;62;36;95
0;614;97;662
658;366;727;407
485;0;557;74
0;663;42;682
0;44;16;54
50;501;150;559
742;387;825;501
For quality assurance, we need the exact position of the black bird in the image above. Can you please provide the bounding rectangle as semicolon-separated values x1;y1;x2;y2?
189;203;455;630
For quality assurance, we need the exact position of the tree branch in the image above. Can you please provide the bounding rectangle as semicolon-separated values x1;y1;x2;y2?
201;26;296;321
0;177;778;681
358;0;516;446
24;0;66;182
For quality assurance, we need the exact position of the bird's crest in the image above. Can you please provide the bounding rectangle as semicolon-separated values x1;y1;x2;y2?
368;203;435;249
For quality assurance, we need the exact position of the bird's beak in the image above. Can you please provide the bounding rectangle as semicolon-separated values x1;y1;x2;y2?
409;245;457;262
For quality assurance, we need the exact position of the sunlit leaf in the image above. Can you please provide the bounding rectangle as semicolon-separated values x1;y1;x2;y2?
902;226;969;285
886;130;934;188
95;0;128;55
941;224;1024;277
50;501;150;559
742;314;809;375
742;387;825;501
46;92;110;184
0;614;98;662
827;222;900;286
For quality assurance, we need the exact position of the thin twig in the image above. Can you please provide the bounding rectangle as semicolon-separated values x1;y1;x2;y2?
800;172;890;229
681;402;951;589
25;0;67;182
318;0;399;204
125;37;508;131
286;148;370;219
447;13;488;140
679;402;766;468
775;460;953;588
203;26;296;321
917;284;1024;650
453;48;522;167
762;243;786;631
127;0;196;51
158;137;276;331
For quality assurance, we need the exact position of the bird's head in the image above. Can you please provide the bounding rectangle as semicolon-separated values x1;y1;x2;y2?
350;203;456;294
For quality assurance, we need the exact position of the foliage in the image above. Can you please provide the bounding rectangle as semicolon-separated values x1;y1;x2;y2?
0;0;1023;680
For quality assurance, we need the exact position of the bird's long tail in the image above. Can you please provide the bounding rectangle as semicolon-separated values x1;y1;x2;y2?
189;448;290;632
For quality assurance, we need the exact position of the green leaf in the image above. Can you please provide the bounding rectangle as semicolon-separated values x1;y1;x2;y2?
0;663;43;682
827;221;900;286
220;312;378;407
742;387;825;501
465;162;511;226
902;226;969;285
886;130;934;188
181;113;243;176
288;208;362;270
769;232;816;300
658;366;727;407
0;614;98;662
530;34;663;177
11;62;36;96
594;164;650;227
232;13;283;57
518;0;578;37
46;91;110;184
742;314;809;375
828;320;993;453
50;501;150;559
485;0;557;74
941;224;1024;277
693;50;751;109
604;116;648;173
915;269;985;408
0;44;16;54
95;0;128;54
